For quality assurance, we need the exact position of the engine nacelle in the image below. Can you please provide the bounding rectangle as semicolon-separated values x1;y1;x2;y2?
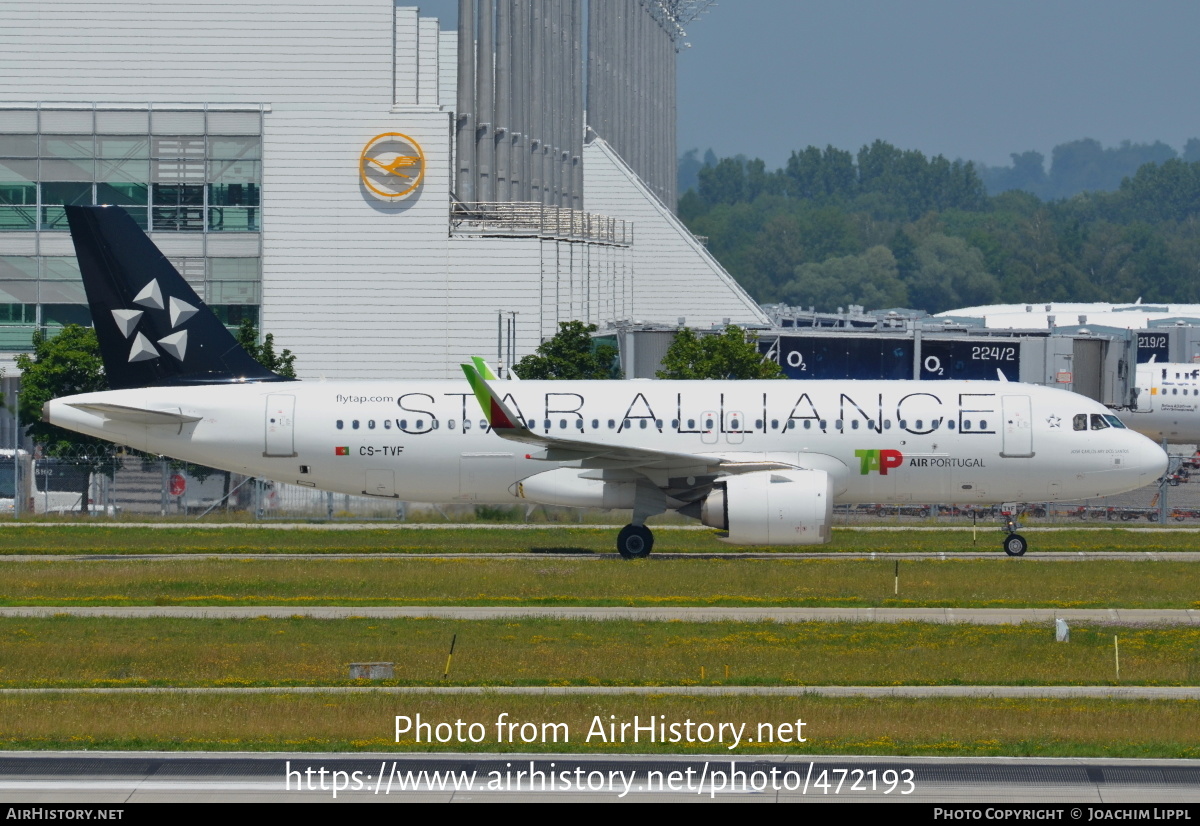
701;469;832;545
510;468;636;509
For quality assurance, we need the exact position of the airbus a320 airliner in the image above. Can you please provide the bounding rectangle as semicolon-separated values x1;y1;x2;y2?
1126;359;1200;445
44;206;1167;557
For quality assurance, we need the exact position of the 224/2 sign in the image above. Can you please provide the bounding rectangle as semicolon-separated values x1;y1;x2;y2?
971;346;1017;362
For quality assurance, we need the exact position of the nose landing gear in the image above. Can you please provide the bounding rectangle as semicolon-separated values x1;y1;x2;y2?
1002;516;1027;556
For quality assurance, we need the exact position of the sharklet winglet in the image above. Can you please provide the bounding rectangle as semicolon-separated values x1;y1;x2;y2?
461;363;528;435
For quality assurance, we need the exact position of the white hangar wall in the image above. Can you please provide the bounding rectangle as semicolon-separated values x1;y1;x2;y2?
583;137;768;328
0;1;757;383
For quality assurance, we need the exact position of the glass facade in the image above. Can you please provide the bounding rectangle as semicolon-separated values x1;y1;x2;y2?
0;106;262;348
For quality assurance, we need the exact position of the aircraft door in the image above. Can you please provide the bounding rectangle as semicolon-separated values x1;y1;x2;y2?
264;394;297;457
701;411;718;445
1130;368;1158;413
1000;395;1034;458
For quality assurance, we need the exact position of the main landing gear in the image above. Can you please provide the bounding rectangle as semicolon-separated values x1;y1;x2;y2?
617;524;654;559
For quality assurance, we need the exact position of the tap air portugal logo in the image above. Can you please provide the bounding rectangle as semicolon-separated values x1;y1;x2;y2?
855;449;904;475
359;132;425;199
111;278;198;364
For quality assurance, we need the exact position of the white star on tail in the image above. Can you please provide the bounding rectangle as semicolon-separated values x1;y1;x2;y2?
133;278;164;310
128;332;158;362
157;330;188;361
169;296;197;328
111;309;143;338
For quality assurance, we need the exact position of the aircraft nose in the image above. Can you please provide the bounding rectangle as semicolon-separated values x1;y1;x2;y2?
1131;434;1169;482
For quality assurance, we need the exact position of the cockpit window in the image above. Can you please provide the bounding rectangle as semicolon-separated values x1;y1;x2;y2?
1090;414;1110;430
1103;414;1127;429
1073;414;1087;431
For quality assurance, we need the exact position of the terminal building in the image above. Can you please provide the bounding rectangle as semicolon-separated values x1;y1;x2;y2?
616;300;1200;413
0;0;763;447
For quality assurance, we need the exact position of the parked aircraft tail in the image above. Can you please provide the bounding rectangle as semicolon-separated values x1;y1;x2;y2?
65;204;291;389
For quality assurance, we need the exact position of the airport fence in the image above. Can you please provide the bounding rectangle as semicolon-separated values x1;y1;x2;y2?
3;449;1198;526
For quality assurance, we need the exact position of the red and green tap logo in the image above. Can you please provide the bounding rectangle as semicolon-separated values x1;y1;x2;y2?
855;449;903;475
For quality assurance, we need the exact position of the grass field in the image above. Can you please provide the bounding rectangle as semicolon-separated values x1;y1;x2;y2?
0;523;1196;555
2;557;1199;608
1;693;1197;757
1;617;1196;688
3;523;1197;757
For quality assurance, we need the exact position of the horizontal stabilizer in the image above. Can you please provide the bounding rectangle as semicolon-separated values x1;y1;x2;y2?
66;402;203;426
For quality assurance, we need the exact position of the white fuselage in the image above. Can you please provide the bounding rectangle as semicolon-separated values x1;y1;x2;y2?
45;379;1166;507
1128;362;1200;444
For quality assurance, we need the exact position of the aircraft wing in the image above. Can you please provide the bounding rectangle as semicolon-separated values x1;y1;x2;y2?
460;364;794;477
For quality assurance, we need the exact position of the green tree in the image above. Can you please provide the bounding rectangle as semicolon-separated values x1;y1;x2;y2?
905;233;1001;312
656;325;784;380
235;319;297;378
783;246;908;311
15;325;113;513
512;321;620;379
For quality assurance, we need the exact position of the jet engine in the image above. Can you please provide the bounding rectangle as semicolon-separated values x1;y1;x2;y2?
699;469;832;545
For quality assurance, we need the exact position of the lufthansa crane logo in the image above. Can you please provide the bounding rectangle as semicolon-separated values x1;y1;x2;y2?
359;132;425;199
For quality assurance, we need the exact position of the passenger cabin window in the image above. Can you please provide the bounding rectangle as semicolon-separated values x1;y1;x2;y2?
336;420;344;430
352;420;360;430
1090;414;1110;430
368;420;375;429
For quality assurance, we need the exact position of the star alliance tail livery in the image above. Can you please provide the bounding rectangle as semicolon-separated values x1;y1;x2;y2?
44;206;1167;557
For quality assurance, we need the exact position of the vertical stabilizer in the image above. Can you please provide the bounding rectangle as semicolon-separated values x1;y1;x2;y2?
65;205;290;389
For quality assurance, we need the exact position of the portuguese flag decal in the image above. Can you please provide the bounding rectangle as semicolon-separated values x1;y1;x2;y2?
335;446;349;456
